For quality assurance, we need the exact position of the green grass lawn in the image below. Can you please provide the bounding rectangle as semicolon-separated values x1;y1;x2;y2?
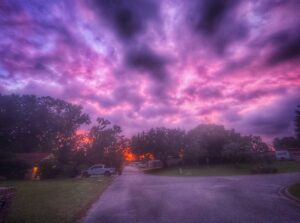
288;183;300;199
145;161;300;177
0;177;111;223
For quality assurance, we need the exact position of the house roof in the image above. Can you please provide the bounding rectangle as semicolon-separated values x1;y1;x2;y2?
15;152;51;166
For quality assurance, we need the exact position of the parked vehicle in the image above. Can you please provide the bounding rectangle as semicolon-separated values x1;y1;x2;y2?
82;164;115;177
275;150;291;160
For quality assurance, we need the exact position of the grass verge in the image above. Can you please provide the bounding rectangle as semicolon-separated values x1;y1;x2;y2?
0;177;111;223
144;161;300;177
288;183;300;199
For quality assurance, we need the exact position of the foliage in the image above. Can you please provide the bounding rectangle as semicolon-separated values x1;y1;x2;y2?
273;136;299;149
39;156;61;179
222;141;252;163
295;105;300;140
132;124;271;166
251;165;278;174
131;128;185;167
87;118;124;170
288;183;300;199
184;125;270;164
184;124;228;164
0;94;90;154
0;153;29;179
145;161;300;176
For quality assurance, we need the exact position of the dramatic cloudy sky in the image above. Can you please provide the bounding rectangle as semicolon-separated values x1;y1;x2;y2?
1;0;300;139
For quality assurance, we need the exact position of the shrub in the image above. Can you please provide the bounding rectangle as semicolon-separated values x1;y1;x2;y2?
39;157;61;179
61;164;78;178
0;159;29;179
251;165;278;174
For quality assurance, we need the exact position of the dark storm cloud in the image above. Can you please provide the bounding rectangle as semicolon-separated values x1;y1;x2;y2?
193;0;238;35
0;45;61;79
267;31;300;65
233;87;287;102
242;93;300;136
140;105;179;119
1;0;300;138
112;85;144;109
253;0;300;13
188;0;247;54
90;0;160;40
185;85;223;99
125;46;169;81
90;0;170;86
0;0;89;80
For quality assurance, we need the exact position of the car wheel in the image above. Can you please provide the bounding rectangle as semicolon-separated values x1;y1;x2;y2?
82;172;90;178
104;171;111;177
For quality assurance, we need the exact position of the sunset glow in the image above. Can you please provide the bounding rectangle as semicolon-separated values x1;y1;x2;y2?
123;148;137;161
123;148;155;162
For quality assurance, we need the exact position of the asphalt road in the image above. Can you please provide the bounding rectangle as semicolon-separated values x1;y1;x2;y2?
82;166;300;223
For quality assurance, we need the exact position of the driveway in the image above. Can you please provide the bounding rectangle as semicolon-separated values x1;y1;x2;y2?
82;166;300;223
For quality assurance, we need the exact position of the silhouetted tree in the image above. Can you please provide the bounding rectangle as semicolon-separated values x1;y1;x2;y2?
87;118;123;168
296;105;300;140
131;127;185;167
0;94;90;157
273;136;299;149
184;124;228;164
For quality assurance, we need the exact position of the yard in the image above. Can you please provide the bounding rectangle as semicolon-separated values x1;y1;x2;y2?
145;161;300;177
0;177;111;223
288;183;300;199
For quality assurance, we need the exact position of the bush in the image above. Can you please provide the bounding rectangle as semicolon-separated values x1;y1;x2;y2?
251;165;278;174
39;157;61;179
61;164;78;178
0;159;29;179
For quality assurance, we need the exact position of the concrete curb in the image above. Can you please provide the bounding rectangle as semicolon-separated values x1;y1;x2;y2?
280;186;300;204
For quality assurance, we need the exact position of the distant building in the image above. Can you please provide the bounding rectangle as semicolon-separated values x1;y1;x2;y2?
15;152;51;179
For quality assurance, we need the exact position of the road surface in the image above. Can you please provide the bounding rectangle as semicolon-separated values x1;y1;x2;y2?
82;166;300;223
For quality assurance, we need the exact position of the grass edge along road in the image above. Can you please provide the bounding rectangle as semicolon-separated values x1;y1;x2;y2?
0;177;111;223
144;161;300;177
288;183;300;200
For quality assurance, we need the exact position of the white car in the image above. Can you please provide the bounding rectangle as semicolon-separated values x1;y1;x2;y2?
82;164;115;177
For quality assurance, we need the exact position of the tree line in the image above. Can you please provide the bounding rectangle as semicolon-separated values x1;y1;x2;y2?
273;105;300;149
131;125;271;167
131;107;300;167
0;94;299;178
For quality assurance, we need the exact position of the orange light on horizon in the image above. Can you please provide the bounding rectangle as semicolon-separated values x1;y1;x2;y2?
139;153;154;160
123;148;155;161
123;148;137;161
76;130;93;145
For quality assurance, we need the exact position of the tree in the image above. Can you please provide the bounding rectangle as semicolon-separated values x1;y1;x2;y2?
296;105;300;140
222;136;253;163
249;135;270;154
0;94;90;155
131;128;185;167
87;118;123;168
273;136;299;149
184;124;228;164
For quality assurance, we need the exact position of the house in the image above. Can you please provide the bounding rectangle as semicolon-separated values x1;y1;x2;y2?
15;152;51;179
